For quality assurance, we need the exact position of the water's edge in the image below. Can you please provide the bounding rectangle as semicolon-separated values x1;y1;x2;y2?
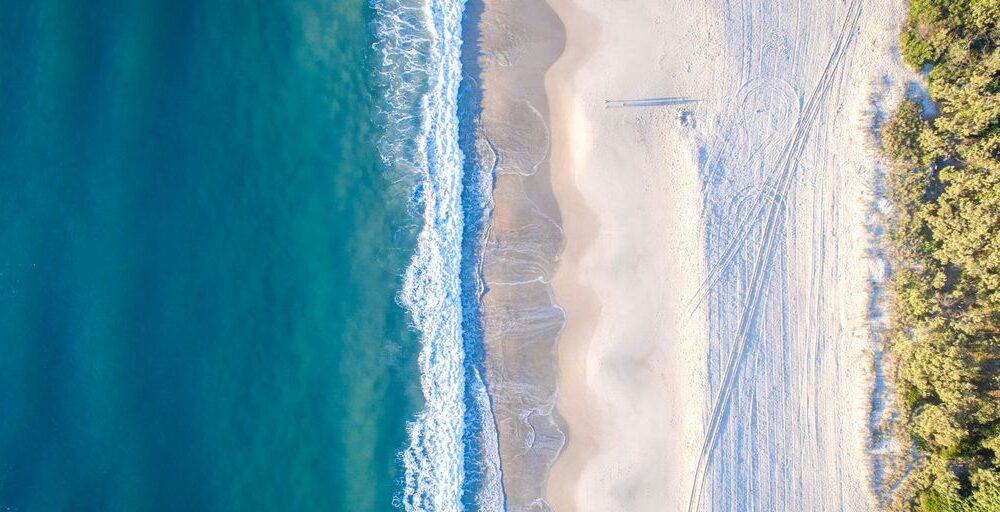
374;0;510;509
374;0;568;508
474;0;568;510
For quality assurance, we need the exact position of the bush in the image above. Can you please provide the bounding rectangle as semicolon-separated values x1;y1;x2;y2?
883;0;999;509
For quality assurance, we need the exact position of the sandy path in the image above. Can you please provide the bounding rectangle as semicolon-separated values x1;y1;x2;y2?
541;0;914;510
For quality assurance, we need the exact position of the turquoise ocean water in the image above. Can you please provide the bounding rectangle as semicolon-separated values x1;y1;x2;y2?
0;1;446;510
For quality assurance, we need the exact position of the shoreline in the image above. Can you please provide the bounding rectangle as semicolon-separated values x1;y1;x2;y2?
474;0;567;509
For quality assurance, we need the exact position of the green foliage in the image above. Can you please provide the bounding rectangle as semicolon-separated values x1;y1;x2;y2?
968;470;1000;510
883;1;1000;510
915;404;970;450
985;431;1000;457
919;490;961;512
914;470;1000;511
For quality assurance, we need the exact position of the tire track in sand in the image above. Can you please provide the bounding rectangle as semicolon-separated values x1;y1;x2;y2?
683;78;799;321
686;1;863;510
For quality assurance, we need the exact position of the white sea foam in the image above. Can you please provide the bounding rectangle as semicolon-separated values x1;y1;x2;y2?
472;369;506;512
374;0;471;510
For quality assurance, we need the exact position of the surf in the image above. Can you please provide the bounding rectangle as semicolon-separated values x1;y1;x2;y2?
373;0;503;509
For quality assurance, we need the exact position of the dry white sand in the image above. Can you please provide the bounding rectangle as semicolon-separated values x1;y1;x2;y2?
541;0;916;510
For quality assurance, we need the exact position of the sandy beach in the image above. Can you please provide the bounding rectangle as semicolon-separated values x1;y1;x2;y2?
474;1;567;510
478;0;917;510
543;1;715;509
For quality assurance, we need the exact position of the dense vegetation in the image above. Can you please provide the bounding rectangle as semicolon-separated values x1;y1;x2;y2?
882;0;1000;510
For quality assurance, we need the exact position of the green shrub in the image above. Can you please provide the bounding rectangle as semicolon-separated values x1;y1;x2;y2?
883;0;999;509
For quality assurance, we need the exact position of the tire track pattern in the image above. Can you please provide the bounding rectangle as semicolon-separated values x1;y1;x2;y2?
684;77;799;320
686;1;863;510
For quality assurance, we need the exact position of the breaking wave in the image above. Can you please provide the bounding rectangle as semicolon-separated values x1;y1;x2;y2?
373;0;503;510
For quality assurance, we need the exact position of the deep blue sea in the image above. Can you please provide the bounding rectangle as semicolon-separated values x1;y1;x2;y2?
0;0;496;510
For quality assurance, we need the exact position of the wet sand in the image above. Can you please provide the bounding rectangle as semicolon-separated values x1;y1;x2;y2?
474;1;566;510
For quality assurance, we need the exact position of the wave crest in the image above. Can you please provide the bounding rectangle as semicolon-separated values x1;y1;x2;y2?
373;0;471;510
